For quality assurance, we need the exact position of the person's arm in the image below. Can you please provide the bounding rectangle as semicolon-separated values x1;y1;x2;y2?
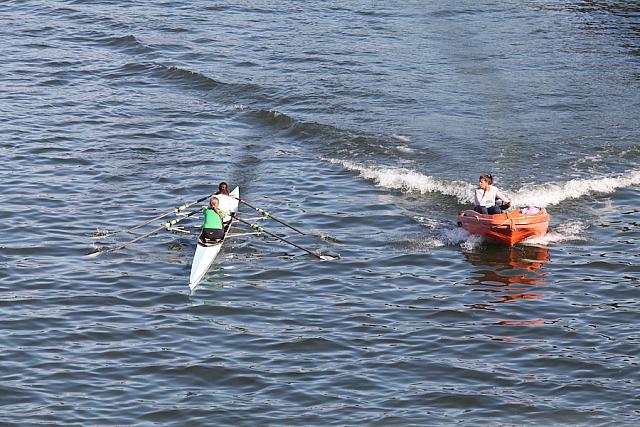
215;208;228;220
495;188;510;204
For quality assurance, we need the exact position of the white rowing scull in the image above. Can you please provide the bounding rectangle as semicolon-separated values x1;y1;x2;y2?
188;187;239;291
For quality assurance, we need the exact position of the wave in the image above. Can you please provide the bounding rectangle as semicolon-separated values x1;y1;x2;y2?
411;216;588;250
392;134;412;143
327;158;640;208
523;221;589;245
158;65;222;90
511;170;640;207
324;158;475;203
245;109;416;159
101;50;415;159
252;109;296;128
100;34;152;54
106;62;224;92
438;225;484;250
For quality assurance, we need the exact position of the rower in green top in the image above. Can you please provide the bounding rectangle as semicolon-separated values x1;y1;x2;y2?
200;197;228;243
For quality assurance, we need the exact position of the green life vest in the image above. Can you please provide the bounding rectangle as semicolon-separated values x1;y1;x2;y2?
202;208;226;229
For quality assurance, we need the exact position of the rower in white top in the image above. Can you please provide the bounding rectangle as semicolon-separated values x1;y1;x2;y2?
213;182;235;223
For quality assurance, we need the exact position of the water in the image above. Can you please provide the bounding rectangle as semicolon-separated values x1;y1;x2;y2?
1;1;639;425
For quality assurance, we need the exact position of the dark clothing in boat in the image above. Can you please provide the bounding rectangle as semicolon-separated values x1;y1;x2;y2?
474;205;502;215
201;227;224;242
201;206;228;242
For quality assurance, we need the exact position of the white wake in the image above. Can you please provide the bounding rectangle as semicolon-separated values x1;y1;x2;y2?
326;158;640;208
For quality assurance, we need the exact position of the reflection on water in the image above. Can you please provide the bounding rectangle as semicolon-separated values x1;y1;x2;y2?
462;245;550;311
190;268;226;295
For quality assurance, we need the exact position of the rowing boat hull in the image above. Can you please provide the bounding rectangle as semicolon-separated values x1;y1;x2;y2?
188;187;239;290
189;241;224;290
458;208;550;246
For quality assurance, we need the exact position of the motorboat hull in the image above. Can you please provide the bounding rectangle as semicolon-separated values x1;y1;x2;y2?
458;208;550;246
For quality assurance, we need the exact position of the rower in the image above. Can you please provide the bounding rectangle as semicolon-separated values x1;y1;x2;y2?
213;181;234;223
215;182;229;196
200;197;227;244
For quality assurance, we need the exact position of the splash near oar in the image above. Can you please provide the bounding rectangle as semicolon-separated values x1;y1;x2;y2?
233;216;337;261
93;192;215;238
88;209;202;257
235;198;306;235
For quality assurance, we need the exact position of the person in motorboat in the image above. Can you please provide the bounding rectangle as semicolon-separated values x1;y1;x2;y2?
200;197;228;243
215;181;230;196
474;174;511;215
487;174;511;213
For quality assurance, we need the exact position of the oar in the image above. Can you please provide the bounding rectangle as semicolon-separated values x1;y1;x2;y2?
233;216;336;261
94;192;214;238
234;198;306;235
88;209;202;257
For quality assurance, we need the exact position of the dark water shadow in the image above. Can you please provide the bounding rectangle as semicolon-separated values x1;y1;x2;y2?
462;245;550;312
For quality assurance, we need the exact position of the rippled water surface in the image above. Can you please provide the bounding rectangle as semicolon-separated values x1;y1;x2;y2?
2;1;639;425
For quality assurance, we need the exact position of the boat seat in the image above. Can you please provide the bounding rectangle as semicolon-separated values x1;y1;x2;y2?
198;236;223;246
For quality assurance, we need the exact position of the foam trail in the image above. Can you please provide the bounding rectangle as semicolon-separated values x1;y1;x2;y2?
392;134;412;143
523;221;589;245
327;158;640;208
512;170;640;207
441;226;484;250
412;215;485;249
325;158;474;203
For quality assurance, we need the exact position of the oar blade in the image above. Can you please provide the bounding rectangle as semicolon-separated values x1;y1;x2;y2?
91;231;113;239
86;250;102;258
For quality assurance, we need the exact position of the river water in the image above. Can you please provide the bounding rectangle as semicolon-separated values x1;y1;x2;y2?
2;1;639;425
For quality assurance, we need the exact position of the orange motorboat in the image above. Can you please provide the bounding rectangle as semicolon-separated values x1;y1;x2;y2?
458;208;550;246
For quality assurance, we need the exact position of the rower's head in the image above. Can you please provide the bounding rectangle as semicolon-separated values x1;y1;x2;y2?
218;182;229;195
209;197;219;208
479;174;492;189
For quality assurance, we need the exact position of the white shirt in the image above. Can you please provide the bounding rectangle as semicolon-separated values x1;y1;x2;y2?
474;186;509;208
213;194;236;221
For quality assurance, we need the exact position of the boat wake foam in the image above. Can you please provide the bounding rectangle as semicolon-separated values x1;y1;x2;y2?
324;158;474;203
326;158;640;208
413;216;483;250
414;220;587;250
328;158;631;249
511;170;640;207
442;227;484;250
522;221;589;245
